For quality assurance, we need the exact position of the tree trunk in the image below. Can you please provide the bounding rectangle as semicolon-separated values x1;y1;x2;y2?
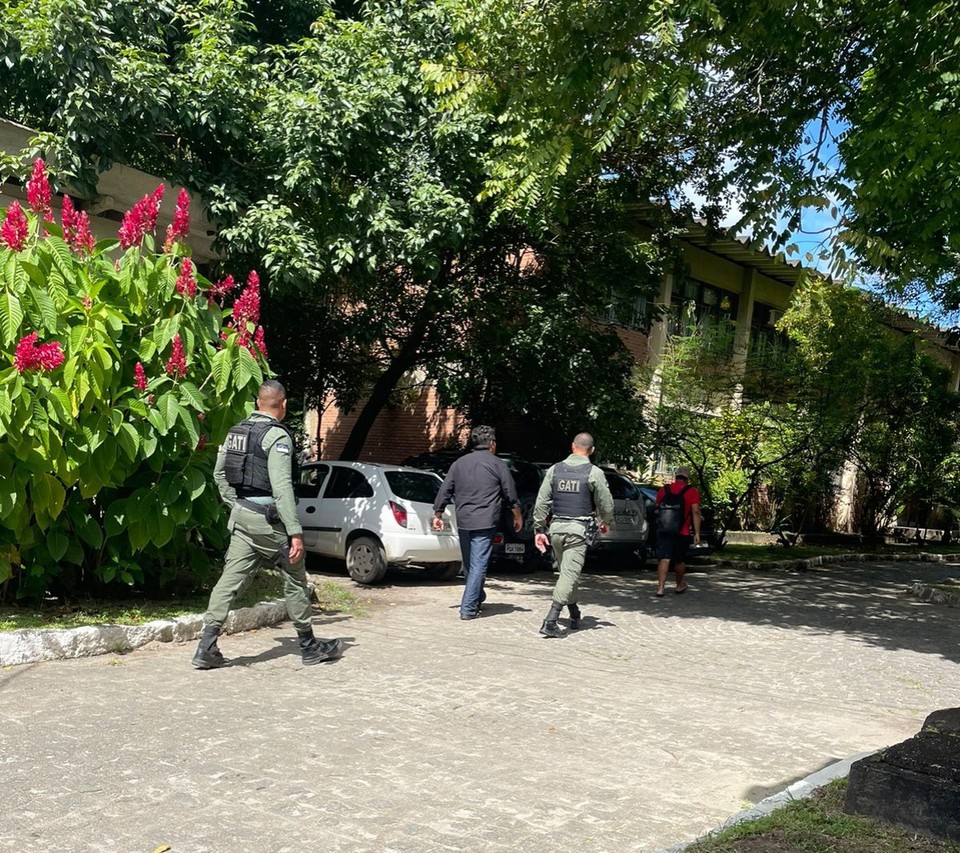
338;350;417;461
337;284;441;460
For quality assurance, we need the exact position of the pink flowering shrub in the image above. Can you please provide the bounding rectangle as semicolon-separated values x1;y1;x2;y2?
0;163;271;597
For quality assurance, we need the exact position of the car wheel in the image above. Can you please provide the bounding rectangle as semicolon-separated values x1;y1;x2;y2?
346;535;388;584
428;561;462;581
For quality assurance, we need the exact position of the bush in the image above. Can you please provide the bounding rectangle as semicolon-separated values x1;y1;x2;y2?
0;161;269;600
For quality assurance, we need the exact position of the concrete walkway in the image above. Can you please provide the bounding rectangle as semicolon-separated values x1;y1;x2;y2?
2;558;960;853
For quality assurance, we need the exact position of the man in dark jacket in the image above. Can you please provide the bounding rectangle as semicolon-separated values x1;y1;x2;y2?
433;425;522;620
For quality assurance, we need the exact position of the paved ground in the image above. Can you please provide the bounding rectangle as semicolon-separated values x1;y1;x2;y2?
3;558;960;853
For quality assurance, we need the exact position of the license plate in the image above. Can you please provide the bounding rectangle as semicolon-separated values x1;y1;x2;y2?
504;543;525;555
614;513;635;524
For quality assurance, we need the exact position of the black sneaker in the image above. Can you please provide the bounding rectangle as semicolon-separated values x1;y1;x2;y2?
301;638;343;665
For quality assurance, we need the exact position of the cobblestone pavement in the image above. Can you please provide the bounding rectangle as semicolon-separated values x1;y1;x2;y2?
3;558;960;853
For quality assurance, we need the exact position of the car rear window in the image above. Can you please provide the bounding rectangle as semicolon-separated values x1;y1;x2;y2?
605;473;639;501
385;471;441;503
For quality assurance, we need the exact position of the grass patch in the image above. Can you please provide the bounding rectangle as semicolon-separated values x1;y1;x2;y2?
314;579;367;617
0;573;364;631
685;779;959;852
715;544;854;563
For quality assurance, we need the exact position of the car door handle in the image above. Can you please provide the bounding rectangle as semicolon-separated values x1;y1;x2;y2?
305;506;317;514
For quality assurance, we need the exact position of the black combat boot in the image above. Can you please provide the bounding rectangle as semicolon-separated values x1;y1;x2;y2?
191;625;228;670
539;601;565;638
297;628;344;665
568;603;582;630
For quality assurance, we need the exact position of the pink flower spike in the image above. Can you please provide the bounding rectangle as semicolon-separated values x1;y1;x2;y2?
1;201;30;251
134;361;148;391
26;159;53;221
118;185;166;250
165;334;187;378
72;211;95;256
61;195;78;242
253;325;268;358
13;332;64;372
175;258;197;298
231;269;261;331
207;274;235;303
168;189;190;242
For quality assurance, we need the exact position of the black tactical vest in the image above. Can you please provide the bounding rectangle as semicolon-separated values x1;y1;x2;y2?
551;461;595;517
223;417;298;497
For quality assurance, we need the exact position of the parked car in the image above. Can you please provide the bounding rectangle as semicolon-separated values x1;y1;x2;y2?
402;450;546;569
295;461;461;585
591;469;650;566
530;463;649;568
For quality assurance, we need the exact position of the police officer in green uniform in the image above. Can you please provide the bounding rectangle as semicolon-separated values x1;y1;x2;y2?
533;432;614;638
191;380;343;669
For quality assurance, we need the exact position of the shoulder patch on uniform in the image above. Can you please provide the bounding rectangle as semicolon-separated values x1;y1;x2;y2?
273;442;291;454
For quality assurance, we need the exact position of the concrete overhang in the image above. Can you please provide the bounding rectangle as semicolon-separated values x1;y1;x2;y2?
0;118;219;262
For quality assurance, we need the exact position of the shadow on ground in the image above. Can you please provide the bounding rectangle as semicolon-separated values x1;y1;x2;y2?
307;551;960;664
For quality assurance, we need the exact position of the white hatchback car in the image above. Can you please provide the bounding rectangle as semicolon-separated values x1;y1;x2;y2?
295;461;461;585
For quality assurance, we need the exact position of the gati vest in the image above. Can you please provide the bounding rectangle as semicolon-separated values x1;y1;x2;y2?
223;417;298;497
551;461;595;517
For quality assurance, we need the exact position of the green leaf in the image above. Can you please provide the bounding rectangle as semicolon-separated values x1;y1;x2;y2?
179;381;205;410
47;529;69;562
234;345;255;390
211;347;231;394
185;466;207;500
31;287;59;332
159;392;180;431
117;422;140;460
0;291;24;345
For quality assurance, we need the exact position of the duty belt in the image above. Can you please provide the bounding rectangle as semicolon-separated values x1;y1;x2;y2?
237;498;281;525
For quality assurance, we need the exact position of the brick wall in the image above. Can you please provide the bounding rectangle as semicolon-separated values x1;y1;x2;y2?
310;386;468;464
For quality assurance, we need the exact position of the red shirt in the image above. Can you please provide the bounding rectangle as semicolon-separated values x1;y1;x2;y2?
655;481;701;536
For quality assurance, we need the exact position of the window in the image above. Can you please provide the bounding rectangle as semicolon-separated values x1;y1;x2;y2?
604;472;640;501
324;467;374;499
296;464;329;499
385;471;442;504
604;288;651;331
749;303;791;362
669;279;738;346
506;460;544;495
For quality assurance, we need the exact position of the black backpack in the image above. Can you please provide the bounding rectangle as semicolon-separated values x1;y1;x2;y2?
657;484;692;536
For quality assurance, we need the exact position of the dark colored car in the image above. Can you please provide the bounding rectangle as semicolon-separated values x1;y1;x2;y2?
401;451;546;569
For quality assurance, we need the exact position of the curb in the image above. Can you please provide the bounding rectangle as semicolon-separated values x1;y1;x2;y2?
0;597;292;668
711;550;950;573
653;750;876;853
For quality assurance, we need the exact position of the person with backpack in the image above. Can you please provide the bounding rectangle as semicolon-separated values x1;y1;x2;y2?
654;465;702;597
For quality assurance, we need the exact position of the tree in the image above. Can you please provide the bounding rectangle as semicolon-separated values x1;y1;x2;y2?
2;0;663;460
215;2;662;459
648;277;960;536
436;0;960;307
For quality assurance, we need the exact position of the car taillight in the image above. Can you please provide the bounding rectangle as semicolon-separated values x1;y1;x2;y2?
389;501;408;528
493;533;504;545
